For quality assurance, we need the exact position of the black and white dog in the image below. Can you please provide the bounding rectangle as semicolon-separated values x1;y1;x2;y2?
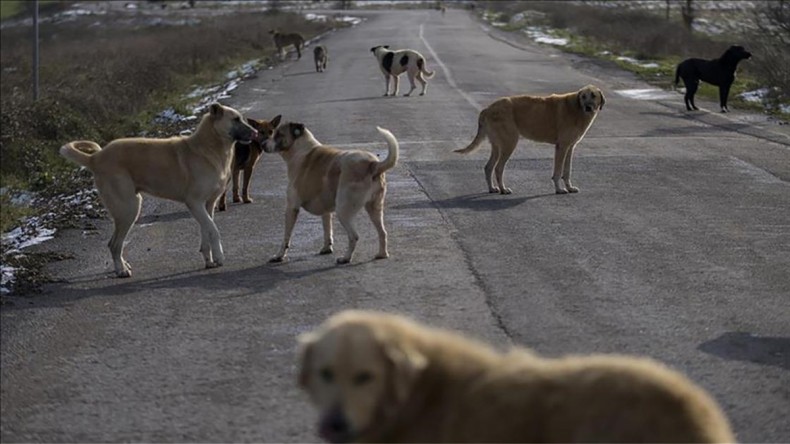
674;45;752;113
370;45;436;97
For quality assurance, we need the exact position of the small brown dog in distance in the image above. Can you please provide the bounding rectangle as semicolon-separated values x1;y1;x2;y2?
299;310;735;443
456;85;605;195
217;115;281;211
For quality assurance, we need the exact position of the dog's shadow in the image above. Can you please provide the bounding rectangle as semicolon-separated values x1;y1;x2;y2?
283;71;320;78
316;95;398;105
137;211;192;225
394;192;553;212
698;332;790;371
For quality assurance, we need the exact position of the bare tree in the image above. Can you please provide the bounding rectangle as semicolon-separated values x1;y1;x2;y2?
681;0;694;31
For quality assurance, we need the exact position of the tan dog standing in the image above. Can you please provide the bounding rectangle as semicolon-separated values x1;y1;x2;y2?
263;123;399;264
455;85;605;195
299;310;735;443
59;103;258;277
370;45;435;96
218;115;281;211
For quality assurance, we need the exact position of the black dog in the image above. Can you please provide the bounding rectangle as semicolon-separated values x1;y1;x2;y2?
674;45;751;113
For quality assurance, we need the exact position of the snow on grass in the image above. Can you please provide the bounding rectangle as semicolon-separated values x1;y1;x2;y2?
615;56;659;69
523;27;569;46
614;88;677;100
740;88;771;103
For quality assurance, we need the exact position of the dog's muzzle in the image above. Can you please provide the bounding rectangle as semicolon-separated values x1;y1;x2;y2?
318;407;353;443
236;129;258;145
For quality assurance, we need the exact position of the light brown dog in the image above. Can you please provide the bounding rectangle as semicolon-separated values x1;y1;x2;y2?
270;29;305;59
217;115;281;211
59;103;258;277
298;310;735;443
263;123;398;264
455;84;605;195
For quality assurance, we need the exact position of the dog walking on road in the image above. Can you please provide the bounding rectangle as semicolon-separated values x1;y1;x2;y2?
675;45;752;113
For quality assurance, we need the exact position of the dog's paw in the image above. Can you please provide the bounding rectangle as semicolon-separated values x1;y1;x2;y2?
336;257;351;265
243;197;254;204
319;246;333;255
500;187;513;195
383;93;390;97
232;196;241;203
555;188;569;195
205;261;220;269
488;187;500;194
269;256;286;264
116;269;132;278
374;252;389;260
567;186;580;193
419;92;425;96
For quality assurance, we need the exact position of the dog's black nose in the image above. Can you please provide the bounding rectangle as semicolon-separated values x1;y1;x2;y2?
319;408;351;443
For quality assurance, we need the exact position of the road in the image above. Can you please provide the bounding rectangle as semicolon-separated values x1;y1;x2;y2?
2;8;789;443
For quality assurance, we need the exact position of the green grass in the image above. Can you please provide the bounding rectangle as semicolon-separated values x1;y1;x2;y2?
0;1;62;20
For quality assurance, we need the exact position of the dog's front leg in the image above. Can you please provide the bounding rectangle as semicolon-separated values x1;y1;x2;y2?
561;142;580;193
719;84;731;112
320;213;334;255
232;167;242;203
383;74;391;96
271;206;300;263
392;75;400;96
188;200;224;268
552;143;571;194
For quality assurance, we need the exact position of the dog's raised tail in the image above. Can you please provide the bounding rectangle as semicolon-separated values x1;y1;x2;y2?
454;113;486;154
374;126;399;176
417;57;435;79
59;140;102;170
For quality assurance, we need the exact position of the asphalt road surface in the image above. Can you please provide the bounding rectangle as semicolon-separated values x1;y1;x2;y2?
2;9;789;443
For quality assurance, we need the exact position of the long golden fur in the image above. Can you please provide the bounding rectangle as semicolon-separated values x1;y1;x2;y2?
59;103;257;277
455;85;605;195
299;310;735;443
264;123;399;264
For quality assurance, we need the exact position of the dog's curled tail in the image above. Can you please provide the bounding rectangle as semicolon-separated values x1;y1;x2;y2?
454;113;486;154
373;126;399;176
59;140;102;170
417;57;435;79
674;64;680;87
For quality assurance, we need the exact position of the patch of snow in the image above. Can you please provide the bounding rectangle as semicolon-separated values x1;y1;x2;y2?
780;104;790;114
616;56;659;69
491;21;508;28
614;88;677;100
523;27;568;46
337;15;363;26
1;265;16;295
740;88;771;103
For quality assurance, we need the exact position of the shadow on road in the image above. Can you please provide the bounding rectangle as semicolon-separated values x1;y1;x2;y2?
698;332;790;371
137;211;192;225
394;192;554;212
2;262;340;311
283;71;319;78
315;95;388;104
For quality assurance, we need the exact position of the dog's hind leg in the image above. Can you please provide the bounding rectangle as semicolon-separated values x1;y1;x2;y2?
97;177;141;278
242;163;255;203
335;189;366;264
232;167;242;203
416;71;427;96
392;75;400;96
187;200;223;268
491;132;518;195
366;197;389;259
484;147;500;194
561;142;580;193
404;70;417;96
684;80;700;111
320;213;334;255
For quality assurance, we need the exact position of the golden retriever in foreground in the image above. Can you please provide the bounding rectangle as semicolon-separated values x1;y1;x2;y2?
263;122;399;264
455;85;605;195
59;103;258;277
299;310;734;443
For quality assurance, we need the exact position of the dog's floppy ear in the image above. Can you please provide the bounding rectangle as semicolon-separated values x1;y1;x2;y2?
291;122;306;138
209;103;224;118
271;114;282;127
384;45;390;49
383;341;427;404
370;46;379;53
297;332;318;388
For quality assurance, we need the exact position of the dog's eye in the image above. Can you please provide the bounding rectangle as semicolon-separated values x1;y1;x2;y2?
352;371;373;386
320;368;334;383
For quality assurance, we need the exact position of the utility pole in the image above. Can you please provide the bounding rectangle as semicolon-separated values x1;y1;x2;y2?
33;0;39;101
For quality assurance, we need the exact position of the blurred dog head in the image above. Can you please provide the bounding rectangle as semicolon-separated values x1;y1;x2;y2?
298;311;427;443
577;84;606;113
263;121;310;153
246;115;281;149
